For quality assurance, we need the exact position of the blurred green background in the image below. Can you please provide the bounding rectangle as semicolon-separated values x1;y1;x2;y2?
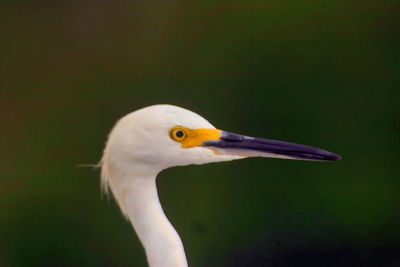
1;0;399;266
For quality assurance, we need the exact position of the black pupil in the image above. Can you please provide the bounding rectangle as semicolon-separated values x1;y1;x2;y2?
176;130;184;138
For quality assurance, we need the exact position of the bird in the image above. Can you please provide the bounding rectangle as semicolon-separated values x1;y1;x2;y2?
100;104;340;267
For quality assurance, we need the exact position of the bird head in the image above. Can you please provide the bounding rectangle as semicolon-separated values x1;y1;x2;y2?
101;104;340;194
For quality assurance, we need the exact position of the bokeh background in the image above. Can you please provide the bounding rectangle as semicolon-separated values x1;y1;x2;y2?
1;1;399;266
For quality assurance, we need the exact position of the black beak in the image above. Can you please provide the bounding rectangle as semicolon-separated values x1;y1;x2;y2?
204;131;341;162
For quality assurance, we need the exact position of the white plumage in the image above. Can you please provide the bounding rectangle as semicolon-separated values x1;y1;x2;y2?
100;104;340;267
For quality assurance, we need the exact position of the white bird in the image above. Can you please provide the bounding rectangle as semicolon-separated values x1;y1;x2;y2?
100;104;340;267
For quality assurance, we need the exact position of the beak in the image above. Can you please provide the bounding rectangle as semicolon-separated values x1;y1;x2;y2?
203;131;341;161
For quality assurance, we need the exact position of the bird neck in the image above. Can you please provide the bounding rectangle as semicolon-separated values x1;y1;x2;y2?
119;172;188;267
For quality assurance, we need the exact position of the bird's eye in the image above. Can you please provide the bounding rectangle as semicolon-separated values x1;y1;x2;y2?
170;127;187;141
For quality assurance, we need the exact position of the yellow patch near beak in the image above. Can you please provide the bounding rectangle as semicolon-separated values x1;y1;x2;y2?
181;128;222;148
169;127;222;148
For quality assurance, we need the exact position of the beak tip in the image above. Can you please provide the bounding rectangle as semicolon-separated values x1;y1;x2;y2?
328;153;341;161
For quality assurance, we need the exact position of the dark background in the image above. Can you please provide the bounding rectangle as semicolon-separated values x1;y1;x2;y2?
1;1;399;266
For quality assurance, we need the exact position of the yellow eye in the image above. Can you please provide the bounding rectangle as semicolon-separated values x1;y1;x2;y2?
170;127;187;141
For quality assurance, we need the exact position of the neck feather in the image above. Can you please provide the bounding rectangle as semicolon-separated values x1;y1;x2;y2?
102;162;188;267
